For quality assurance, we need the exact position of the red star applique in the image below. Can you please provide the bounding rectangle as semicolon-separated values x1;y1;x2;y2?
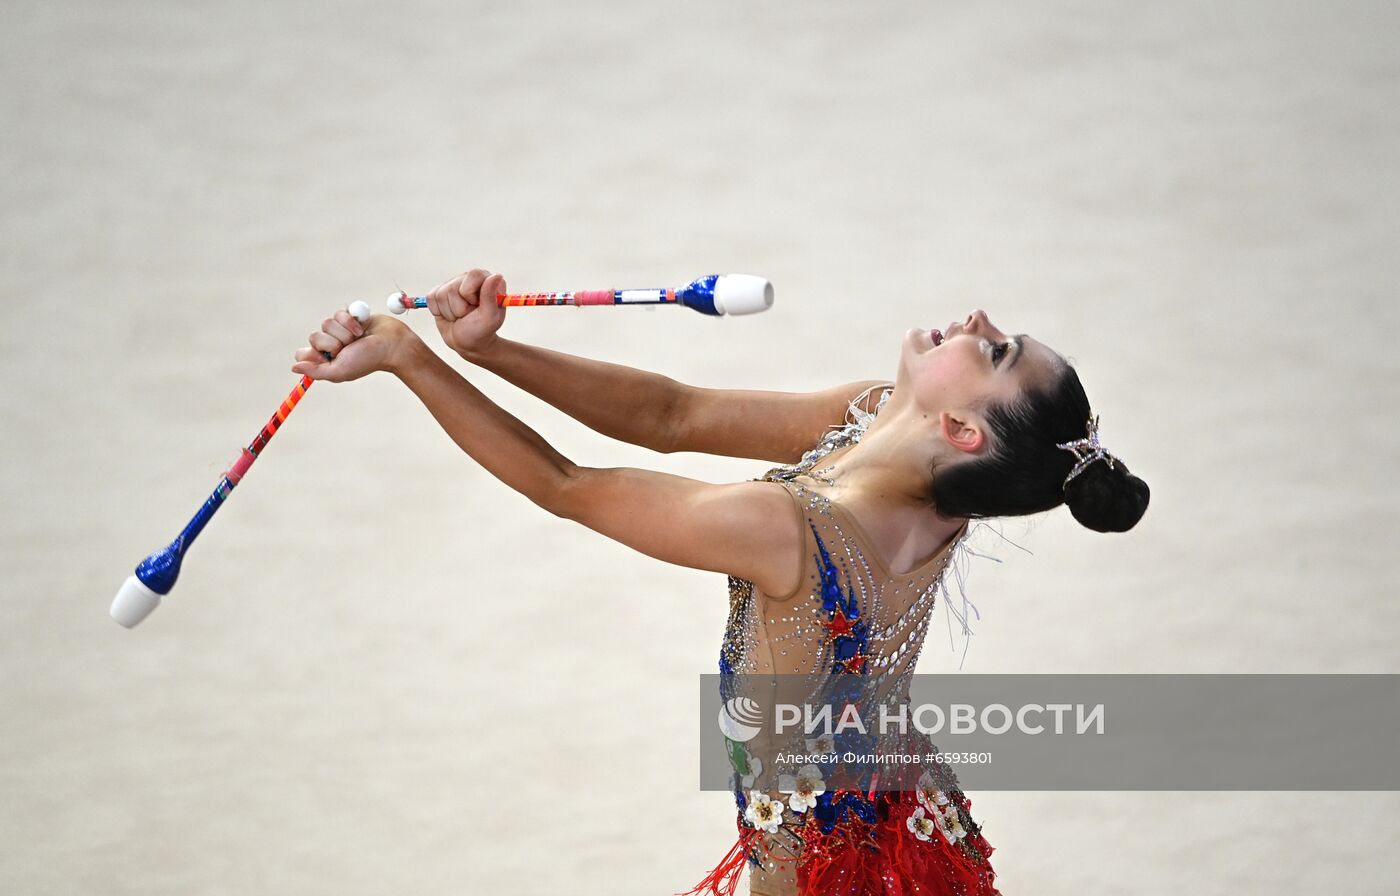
824;606;855;640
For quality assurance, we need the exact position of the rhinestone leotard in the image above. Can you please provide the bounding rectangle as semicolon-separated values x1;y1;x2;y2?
691;388;1001;896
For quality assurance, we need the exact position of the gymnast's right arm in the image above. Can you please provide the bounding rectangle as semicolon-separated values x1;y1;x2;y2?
427;269;886;464
291;312;803;596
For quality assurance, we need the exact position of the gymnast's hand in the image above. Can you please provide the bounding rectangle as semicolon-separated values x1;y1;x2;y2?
291;311;419;382
425;268;507;360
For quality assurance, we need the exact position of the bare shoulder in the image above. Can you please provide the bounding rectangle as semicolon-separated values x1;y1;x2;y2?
553;468;806;598
724;479;806;597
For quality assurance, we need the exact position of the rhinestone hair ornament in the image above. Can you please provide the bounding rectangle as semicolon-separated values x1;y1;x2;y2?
1055;414;1119;489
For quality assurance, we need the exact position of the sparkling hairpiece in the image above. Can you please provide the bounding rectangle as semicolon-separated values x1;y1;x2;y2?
1055;414;1119;489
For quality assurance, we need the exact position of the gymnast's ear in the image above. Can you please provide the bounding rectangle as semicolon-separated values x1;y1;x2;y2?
938;411;986;455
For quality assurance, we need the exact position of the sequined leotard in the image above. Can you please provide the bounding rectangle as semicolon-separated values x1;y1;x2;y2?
687;389;1001;896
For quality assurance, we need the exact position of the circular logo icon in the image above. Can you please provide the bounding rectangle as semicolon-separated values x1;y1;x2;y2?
718;696;764;742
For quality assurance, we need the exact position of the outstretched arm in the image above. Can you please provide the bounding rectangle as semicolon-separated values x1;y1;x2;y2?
468;337;886;463
427;269;888;463
667;379;891;462
292;313;803;596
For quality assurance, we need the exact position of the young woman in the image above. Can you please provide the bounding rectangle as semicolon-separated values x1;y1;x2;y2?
293;269;1150;896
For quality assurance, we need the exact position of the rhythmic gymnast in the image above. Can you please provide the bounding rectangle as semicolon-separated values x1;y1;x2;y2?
292;268;1150;896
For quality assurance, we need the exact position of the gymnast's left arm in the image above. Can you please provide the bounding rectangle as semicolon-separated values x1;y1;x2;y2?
295;314;578;515
291;312;802;593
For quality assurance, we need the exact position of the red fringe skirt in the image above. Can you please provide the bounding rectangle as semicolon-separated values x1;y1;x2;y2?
681;791;1000;896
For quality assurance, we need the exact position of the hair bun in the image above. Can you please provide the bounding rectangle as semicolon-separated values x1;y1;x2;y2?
1064;460;1149;533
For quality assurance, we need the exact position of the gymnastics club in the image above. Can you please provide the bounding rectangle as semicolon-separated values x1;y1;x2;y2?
109;301;373;628
386;273;774;317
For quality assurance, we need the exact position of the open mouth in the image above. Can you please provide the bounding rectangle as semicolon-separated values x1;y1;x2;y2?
930;328;944;346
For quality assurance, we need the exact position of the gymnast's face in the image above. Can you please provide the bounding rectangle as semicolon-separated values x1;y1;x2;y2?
895;310;1063;454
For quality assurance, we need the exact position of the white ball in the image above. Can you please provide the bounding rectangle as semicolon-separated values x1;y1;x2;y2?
386;292;408;314
347;300;372;323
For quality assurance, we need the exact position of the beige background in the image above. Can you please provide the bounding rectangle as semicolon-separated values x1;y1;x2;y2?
2;1;1397;893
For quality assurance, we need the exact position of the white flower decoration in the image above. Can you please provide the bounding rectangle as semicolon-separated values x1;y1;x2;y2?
806;732;836;754
907;806;937;842
740;752;764;790
941;805;967;842
745;790;785;833
915;771;951;814
778;764;827;814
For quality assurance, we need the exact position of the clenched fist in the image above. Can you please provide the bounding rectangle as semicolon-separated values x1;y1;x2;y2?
425;268;508;359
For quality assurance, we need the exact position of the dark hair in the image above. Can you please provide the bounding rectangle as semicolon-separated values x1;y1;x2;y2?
930;366;1149;532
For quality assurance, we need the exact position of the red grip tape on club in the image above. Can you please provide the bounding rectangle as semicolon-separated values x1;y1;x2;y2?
227;448;256;485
